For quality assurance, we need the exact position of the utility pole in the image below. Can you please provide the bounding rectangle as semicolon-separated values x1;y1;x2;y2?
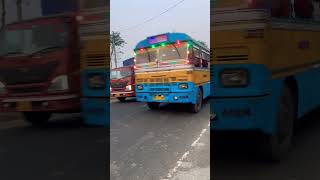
1;0;5;29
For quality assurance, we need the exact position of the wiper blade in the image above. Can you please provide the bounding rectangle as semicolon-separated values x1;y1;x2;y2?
30;46;64;56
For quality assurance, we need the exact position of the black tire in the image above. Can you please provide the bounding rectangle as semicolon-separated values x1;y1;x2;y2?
23;112;52;127
147;102;160;110
189;88;203;113
117;97;126;102
261;84;295;162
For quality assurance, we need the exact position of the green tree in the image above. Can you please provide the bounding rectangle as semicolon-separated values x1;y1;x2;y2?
110;31;126;68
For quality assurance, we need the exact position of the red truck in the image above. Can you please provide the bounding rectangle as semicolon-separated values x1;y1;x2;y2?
0;15;81;126
110;66;135;102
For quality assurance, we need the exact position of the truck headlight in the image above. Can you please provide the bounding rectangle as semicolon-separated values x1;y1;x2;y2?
126;85;132;91
0;81;6;95
48;75;69;92
137;84;143;90
220;69;248;87
178;83;188;89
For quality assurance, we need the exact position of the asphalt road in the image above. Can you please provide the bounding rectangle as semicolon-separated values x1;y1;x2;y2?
0;113;107;180
110;98;210;180
213;108;320;180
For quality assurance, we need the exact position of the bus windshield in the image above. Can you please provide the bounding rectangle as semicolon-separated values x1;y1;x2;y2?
0;22;69;56
111;68;133;79
135;42;188;64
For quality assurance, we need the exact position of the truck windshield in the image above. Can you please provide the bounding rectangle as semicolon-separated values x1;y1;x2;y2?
0;22;69;56
111;69;133;79
135;42;188;64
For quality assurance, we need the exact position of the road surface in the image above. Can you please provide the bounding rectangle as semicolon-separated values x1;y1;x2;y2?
213;108;320;180
0;113;107;180
110;98;210;180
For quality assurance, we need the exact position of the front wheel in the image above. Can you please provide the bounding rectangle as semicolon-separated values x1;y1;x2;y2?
260;85;295;162
189;88;203;113
147;102;160;110
117;97;126;102
23;112;52;127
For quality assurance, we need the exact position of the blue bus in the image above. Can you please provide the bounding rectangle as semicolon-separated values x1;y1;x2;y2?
134;33;210;113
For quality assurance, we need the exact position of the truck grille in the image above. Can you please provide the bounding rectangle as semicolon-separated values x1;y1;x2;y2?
85;54;108;68
10;87;43;95
110;81;128;88
0;61;58;85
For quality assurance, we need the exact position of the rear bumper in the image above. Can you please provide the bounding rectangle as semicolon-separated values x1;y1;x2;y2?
111;91;135;98
82;98;109;126
136;91;197;104
0;94;80;112
211;94;277;134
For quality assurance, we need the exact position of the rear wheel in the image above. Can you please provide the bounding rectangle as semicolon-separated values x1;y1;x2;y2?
189;88;203;113
117;97;126;102
23;112;52;127
261;84;295;162
147;102;160;110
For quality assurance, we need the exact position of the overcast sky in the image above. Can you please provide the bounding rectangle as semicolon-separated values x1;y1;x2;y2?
111;0;210;67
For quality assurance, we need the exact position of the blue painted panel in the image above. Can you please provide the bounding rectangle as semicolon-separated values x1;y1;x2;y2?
123;58;134;67
210;64;271;97
295;67;320;118
82;98;109;127
210;63;284;135
201;82;210;98
82;69;109;98
135;32;208;51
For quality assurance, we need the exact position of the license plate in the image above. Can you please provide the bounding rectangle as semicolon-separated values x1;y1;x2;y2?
17;101;32;111
153;95;165;101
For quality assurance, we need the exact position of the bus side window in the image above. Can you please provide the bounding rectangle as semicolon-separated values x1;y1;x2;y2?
201;52;209;68
313;0;320;21
193;47;201;67
271;0;290;18
294;0;314;19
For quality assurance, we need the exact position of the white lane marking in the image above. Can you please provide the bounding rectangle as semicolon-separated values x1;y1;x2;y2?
161;122;210;180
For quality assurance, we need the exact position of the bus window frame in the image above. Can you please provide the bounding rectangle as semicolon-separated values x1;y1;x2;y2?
192;46;202;67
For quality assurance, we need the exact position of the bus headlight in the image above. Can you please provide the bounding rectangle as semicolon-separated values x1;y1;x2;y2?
220;69;248;87
87;74;105;89
48;75;69;92
178;83;188;89
0;81;7;95
126;85;132;91
137;84;143;90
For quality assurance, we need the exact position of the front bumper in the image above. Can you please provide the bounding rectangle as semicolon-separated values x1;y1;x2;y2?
136;91;196;104
111;91;135;98
0;94;80;112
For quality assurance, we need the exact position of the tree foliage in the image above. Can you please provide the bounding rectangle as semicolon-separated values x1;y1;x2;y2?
110;31;126;58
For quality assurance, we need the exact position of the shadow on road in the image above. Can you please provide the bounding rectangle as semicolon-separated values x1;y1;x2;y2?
0;113;107;180
151;98;210;113
212;108;320;180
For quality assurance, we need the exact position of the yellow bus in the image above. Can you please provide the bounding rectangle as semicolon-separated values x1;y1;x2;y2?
78;1;109;126
211;0;320;161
